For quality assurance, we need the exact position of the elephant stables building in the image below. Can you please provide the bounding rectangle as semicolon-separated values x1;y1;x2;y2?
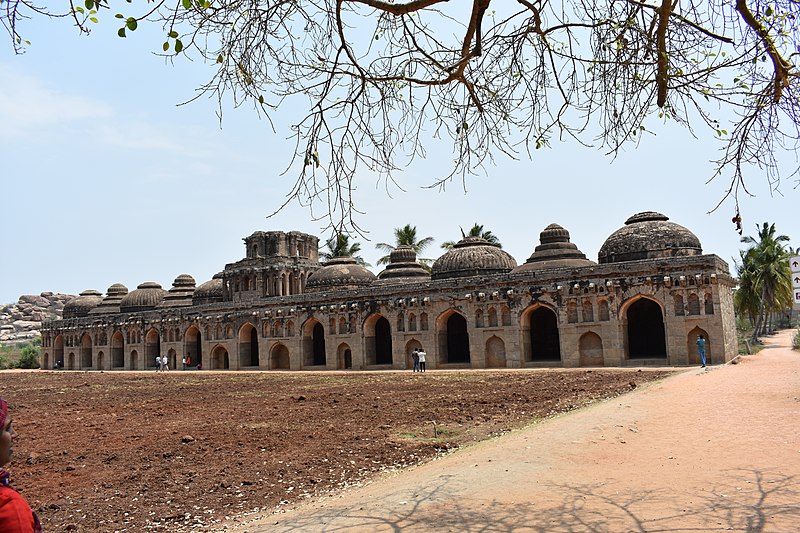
40;211;737;372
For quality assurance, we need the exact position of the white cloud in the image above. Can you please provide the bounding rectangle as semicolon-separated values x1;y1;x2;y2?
0;64;114;135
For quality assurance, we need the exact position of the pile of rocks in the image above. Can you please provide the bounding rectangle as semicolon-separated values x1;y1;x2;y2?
0;293;74;342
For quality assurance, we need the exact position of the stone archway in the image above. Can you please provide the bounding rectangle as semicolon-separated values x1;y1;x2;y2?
579;332;604;366
486;336;507;368
211;345;230;370
687;326;710;365
80;333;92;369
270;343;290;369
437;310;470;364
111;331;125;368
625;298;666;359
184;326;202;368
337;343;353;369
526;306;561;362
145;328;161;369
238;322;260;368
302;320;326;367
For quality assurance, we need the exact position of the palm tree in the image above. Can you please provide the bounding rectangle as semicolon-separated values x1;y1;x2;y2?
320;234;369;266
375;224;435;269
440;223;502;250
737;223;792;343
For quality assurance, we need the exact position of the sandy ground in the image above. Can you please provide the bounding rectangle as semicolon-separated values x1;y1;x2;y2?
232;329;800;532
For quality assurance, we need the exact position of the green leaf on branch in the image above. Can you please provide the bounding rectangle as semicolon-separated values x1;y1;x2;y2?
85;0;94;9
126;17;138;31
175;39;184;53
182;0;192;9
169;31;179;38
118;27;126;38
163;41;170;51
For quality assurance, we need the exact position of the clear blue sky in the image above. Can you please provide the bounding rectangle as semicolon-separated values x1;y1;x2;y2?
0;15;795;304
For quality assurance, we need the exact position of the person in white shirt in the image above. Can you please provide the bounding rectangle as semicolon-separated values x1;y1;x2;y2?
417;348;427;372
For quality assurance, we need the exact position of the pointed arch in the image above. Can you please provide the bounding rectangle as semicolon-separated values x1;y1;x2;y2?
521;304;561;362
54;335;64;368
270;343;290;369
211;345;230;370
80;332;92;369
687;326;711;365
145;328;161;369
302;318;326;367
624;297;666;359
579;332;604;366
364;313;392;366
488;307;498;327
486;335;506;368
184;325;203;368
436;310;470;364
111;331;124;368
687;293;701;315
238;322;260;368
337;343;353;369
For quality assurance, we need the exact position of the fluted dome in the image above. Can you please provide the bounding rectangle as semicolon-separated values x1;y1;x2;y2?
598;212;702;264
375;246;431;284
159;274;196;308
305;256;377;293
512;224;595;273
192;273;224;306
119;282;167;313
89;283;129;315
431;237;517;280
63;290;103;318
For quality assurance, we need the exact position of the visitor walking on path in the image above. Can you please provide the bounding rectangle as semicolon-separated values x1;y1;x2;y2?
0;397;42;533
417;348;426;372
696;334;706;367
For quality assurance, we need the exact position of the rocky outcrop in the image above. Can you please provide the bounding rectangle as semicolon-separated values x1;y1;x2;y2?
0;293;74;342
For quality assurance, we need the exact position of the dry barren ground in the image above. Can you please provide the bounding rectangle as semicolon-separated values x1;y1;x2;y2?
1;368;675;532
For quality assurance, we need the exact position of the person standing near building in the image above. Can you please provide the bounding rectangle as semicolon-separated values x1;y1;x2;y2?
0;397;43;533
696;334;706;368
162;355;169;372
417;348;427;373
412;348;420;372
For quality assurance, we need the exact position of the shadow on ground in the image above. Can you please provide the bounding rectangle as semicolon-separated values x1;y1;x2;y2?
265;469;799;532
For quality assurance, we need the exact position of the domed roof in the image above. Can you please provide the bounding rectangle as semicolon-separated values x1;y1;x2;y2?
305;256;377;293
375;246;431;284
159;274;196;308
598;211;702;264
431;237;517;280
192;273;224;306
119;282;167;313
89;284;129;315
63;290;103;318
512;224;595;273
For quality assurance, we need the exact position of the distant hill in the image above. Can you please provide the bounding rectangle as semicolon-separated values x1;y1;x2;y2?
0;293;75;343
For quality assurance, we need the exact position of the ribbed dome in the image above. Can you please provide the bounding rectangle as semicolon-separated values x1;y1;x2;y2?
63;290;103;318
89;284;129;315
192;273;224;306
512;224;595;273
159;274;196;308
119;282;167;313
375;245;431;284
305;256;377;293
431;237;517;280
598;211;702;264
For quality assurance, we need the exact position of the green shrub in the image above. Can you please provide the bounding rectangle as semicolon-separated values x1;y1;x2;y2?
14;345;40;369
793;330;800;351
0;354;9;369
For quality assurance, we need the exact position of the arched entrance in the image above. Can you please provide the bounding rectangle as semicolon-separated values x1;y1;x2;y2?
270;343;290;369
687;326;710;365
528;307;561;361
405;339;422;368
54;335;64;369
167;348;177;370
486;336;507;368
302;320;326;367
337;343;353;369
111;331;125;368
374;317;392;365
96;351;105;370
184;326;202;368
211;345;230;369
145;328;161;369
626;298;666;359
238;323;260;368
67;352;76;369
80;333;92;369
579;332;604;366
129;349;139;370
437;311;470;364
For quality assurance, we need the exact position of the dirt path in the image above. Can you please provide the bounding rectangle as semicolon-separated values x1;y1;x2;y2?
231;329;800;532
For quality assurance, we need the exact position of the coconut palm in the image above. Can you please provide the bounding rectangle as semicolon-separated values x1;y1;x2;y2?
440;223;502;250
375;224;435;269
737;223;792;343
320;234;370;266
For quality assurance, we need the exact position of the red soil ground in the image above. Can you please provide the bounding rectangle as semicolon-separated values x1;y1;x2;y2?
1;367;674;532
